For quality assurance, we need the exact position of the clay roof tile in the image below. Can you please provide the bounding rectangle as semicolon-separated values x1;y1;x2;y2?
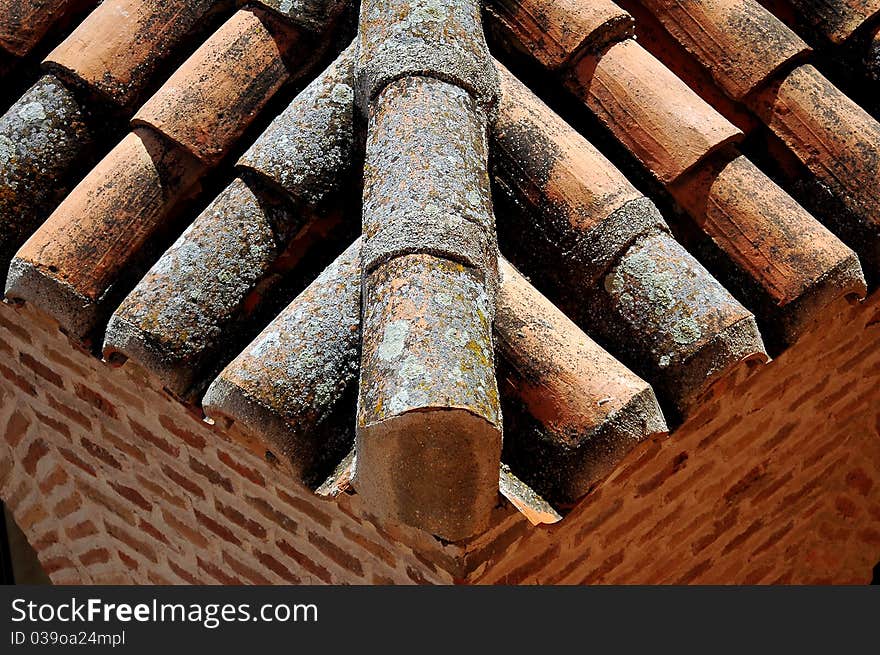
786;0;880;44
565;39;743;184
670;154;867;345
44;0;234;110
0;0;92;58
0;74;99;264
496;258;667;504
203;240;363;488
636;0;811;100
132;7;308;165
103;46;358;396
6;128;205;338
1;0;878;549
749;63;880;277
491;64;767;414
485;0;635;70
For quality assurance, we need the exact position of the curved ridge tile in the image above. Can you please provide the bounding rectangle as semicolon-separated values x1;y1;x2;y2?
6;128;205;339
0;0;92;58
45;0;234;110
749;64;880;277
637;0;810;100
0;74;100;265
355;0;499;111
356;253;503;541
104;45;358;396
204;242;665;523
362;76;497;278
564;39;743;184
132;7;307;165
356;1;503;540
496;259;667;504
670;154;866;346
485;0;634;70
203;240;362;489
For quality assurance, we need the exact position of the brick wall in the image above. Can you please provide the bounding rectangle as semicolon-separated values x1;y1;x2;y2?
0;302;458;585
462;292;880;584
2;289;879;585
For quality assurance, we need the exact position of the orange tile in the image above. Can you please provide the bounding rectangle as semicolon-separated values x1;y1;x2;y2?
748;64;880;272
494;61;642;239
565;39;742;184
496;258;667;502
787;0;880;44
496;258;654;439
7;129;204;337
617;0;759;133
0;0;90;57
133;8;303;164
638;0;809;100
671;155;865;343
45;0;232;110
357;253;502;542
485;0;634;70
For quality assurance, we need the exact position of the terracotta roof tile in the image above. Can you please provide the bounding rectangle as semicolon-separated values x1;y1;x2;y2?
132;7;308;165
251;0;350;32
0;1;240;268
357;252;502;541
491;64;766;414
619;1;880;285
485;0;635;70
6;128;204;337
2;0;879;550
493;61;646;254
490;8;869;349
0;74;99;264
749;63;880;276
203;240;362;488
637;0;810;100
237;43;356;203
102;177;299;394
44;0;233;110
355;0;498;110
618;0;759;133
0;0;92;58
6;2;348;340
496;258;667;503
361;75;497;278
353;2;506;539
590;230;768;414
205;242;667;513
785;0;880;44
671;154;866;344
564;38;743;184
103;45;357;395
